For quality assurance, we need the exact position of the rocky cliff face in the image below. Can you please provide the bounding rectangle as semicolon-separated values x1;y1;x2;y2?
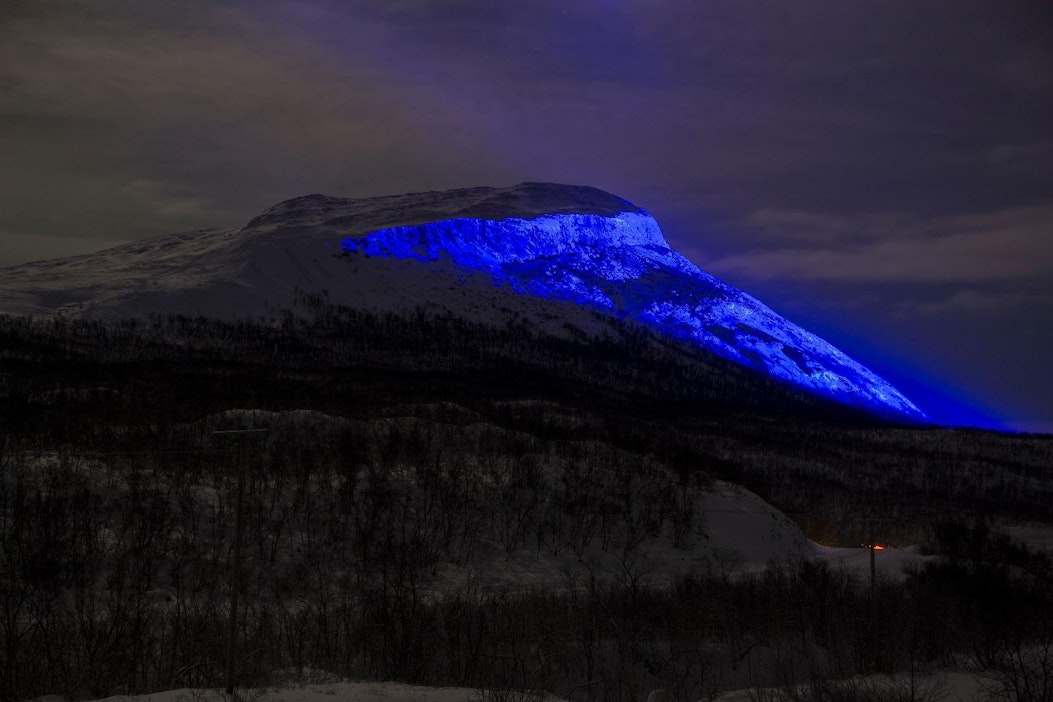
0;182;926;421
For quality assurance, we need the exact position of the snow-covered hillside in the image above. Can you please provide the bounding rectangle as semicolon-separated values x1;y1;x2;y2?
0;182;925;421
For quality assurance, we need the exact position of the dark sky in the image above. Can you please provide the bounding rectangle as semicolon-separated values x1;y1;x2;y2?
2;1;1052;432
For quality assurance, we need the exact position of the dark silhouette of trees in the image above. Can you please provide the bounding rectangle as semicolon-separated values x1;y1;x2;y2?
0;309;1051;700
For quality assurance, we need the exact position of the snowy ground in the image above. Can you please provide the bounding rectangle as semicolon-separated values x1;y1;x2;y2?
810;543;935;581
429;478;815;597
712;669;998;702
87;680;559;702
84;669;1000;702
999;523;1053;553
75;533;1005;702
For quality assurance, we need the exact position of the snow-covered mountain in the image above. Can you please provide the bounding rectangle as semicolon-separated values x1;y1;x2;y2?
0;182;925;421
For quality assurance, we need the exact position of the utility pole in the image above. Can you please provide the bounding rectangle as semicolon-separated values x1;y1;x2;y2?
858;517;893;593
869;527;876;593
858;516;892;675
212;428;268;698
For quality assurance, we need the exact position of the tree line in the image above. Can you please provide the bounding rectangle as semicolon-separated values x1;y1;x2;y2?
1;308;1051;700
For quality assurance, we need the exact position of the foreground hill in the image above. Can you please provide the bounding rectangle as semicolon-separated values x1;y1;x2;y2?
1;311;1050;702
0;182;924;421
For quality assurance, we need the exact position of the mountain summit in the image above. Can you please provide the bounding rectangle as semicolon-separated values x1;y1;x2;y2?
0;182;926;421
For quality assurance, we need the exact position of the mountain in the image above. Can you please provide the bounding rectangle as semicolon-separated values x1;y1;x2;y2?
0;182;925;422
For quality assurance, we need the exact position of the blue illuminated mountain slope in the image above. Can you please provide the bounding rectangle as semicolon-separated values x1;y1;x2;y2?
0;182;925;421
309;185;925;422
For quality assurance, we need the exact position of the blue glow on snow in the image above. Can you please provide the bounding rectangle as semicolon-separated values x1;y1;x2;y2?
341;212;929;422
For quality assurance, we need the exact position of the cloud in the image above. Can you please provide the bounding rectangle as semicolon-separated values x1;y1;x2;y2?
987;139;1053;178
0;1;514;185
0;8;398;138
704;205;1053;284
123;179;209;218
904;288;1053;317
984;47;1053;94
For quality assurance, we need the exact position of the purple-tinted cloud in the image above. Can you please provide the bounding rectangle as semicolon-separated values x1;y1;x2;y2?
704;206;1053;284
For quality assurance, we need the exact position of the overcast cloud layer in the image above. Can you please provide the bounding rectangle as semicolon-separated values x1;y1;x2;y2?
2;0;1051;431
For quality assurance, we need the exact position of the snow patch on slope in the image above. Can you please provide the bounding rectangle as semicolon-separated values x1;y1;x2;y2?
432;478;813;597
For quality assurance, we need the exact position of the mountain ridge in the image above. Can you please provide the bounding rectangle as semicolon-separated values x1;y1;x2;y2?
244;182;644;231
